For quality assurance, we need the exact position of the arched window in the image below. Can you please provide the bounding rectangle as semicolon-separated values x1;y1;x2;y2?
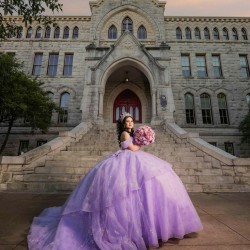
213;28;219;40
63;26;70;39
185;27;191;39
204;27;210;40
45;27;51;39
17;27;23;39
241;28;248;40
232;28;238;40
217;93;229;124
26;27;32;38
47;91;54;99
200;93;213;124
222;28;229;40
35;27;42;39
195;27;201;39
54;27;60;39
108;25;117;39
185;93;196;124
246;94;250;110
72;26;79;39
176;27;182;39
122;16;133;33
58;92;70;123
138;25;147;39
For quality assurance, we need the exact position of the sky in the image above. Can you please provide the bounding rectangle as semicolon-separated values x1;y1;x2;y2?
54;0;250;17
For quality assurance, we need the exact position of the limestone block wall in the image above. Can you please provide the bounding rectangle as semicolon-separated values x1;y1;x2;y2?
164;16;250;156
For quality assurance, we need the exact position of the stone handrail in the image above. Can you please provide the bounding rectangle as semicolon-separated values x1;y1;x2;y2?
165;122;250;166
0;121;93;190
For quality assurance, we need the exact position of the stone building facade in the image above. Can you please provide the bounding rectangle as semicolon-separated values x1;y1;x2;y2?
0;0;250;157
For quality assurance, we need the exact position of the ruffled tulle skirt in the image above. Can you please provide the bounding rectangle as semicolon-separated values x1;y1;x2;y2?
28;150;203;250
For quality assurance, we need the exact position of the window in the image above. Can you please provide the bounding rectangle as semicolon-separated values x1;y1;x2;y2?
58;92;70;123
213;28;219;40
239;55;250;78
246;94;250;110
26;27;32;38
185;27;191;39
37;140;47;147
47;53;59;76
47;91;54;99
7;31;14;39
45;27;51;39
32;53;43;76
108;25;117;39
122;16;133;33
54;27;60;39
222;28;229;40
176;27;182;39
63;53;73;76
218;93;229;124
63;26;70;39
224;142;234;155
185;93;196;124
18;140;29;155
138;25;147;39
200;93;213;124
241;28;248;40
35;27;42;38
212;55;223;77
195;27;201;39
204;27;210;40
181;55;191;77
209;142;217;147
196;55;207;77
232;28;238;40
16;27;23;38
72;26;79;39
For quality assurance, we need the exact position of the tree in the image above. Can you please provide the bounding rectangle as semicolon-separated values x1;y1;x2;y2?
0;0;63;40
239;112;250;144
0;53;60;154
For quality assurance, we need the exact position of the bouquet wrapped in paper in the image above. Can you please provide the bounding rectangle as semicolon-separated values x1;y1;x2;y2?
133;125;155;146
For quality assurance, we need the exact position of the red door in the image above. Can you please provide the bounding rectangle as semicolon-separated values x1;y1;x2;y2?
113;89;142;123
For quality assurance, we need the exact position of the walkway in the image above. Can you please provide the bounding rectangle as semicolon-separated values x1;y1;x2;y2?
0;192;249;250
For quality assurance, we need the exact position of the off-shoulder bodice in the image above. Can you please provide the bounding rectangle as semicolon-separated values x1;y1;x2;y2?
120;137;133;149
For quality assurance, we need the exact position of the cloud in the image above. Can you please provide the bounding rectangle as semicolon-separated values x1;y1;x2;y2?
53;0;250;17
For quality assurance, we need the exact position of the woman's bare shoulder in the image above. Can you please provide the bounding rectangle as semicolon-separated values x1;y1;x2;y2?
120;131;130;142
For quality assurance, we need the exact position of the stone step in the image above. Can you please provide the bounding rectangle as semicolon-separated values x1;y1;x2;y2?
172;162;212;169
35;166;91;175
7;182;77;193
23;173;84;182
46;155;103;162
174;168;223;176
44;160;98;168
59;150;113;157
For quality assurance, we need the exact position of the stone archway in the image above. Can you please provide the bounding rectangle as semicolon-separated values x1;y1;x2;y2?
103;64;151;123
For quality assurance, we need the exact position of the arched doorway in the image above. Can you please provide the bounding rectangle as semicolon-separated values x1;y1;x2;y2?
113;89;142;123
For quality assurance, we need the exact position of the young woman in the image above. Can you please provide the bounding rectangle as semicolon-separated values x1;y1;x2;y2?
28;112;203;250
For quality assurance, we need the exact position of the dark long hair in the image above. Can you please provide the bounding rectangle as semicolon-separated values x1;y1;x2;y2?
116;116;134;146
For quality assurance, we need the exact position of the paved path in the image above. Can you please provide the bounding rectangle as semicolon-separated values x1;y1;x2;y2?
0;192;249;250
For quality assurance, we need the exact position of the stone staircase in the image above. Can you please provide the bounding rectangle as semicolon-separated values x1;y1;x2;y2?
4;123;250;192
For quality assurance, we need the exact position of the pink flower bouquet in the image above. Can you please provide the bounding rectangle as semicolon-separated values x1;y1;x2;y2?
133;125;155;146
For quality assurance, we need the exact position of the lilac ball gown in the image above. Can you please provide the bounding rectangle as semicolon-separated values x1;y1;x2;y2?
28;137;203;250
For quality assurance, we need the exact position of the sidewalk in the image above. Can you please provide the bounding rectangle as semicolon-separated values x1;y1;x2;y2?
0;192;249;250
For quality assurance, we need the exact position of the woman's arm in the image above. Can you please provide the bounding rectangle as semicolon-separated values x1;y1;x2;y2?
120;131;141;151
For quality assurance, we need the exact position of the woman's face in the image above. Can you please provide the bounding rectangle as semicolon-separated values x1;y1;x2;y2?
124;117;134;131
